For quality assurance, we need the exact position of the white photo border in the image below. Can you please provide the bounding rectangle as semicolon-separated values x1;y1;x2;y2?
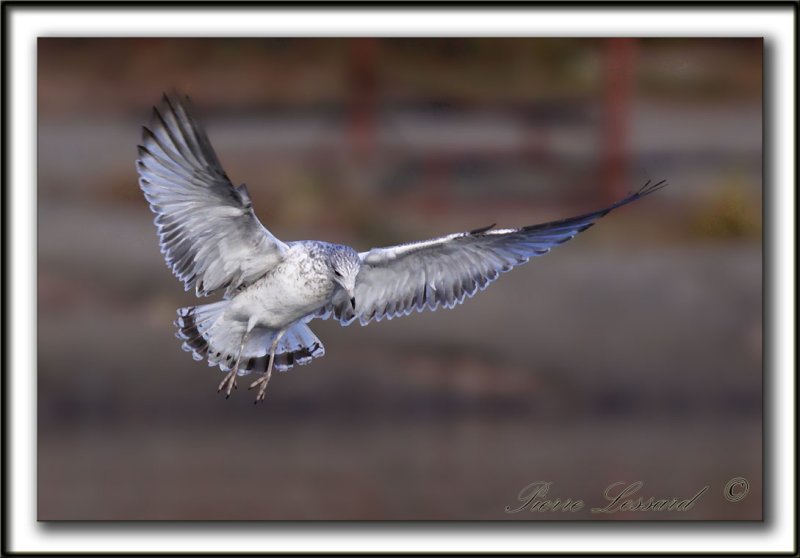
4;2;795;554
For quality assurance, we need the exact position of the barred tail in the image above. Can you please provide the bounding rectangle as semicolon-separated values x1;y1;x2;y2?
271;322;325;372
175;301;230;363
175;304;325;375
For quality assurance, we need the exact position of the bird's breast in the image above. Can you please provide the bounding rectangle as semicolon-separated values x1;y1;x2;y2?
228;255;334;329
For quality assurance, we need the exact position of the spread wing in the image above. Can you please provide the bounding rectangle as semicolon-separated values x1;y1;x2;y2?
137;93;287;297
319;180;666;326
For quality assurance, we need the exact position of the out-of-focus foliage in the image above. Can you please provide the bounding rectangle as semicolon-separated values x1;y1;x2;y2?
690;178;762;239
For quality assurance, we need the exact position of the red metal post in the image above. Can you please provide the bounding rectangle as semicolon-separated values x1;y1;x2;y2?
601;38;637;203
348;38;378;162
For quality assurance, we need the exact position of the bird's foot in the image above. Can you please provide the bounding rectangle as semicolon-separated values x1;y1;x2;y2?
248;373;271;404
217;370;238;399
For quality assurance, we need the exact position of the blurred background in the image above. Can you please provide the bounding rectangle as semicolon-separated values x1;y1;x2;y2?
38;38;762;520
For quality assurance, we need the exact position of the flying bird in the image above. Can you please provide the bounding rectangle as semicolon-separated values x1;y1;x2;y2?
136;94;665;403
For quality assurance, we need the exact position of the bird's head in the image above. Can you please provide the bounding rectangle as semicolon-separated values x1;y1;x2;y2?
329;245;361;310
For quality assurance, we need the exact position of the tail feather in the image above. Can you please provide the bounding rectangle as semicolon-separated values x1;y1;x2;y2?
272;323;325;371
175;303;325;375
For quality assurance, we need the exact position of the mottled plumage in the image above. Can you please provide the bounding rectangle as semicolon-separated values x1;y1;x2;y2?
137;93;666;402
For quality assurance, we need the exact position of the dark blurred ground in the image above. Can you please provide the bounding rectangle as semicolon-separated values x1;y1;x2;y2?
37;38;762;520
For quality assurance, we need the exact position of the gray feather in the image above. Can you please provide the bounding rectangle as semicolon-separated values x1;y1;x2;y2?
320;180;666;326
136;93;287;298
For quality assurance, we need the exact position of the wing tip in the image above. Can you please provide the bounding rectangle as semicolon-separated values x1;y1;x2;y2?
596;178;668;216
147;91;192;136
625;178;668;204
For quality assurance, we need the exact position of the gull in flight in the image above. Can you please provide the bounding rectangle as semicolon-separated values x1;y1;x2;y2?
137;94;666;403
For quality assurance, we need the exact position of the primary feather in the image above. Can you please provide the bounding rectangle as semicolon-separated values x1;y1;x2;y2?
137;93;287;298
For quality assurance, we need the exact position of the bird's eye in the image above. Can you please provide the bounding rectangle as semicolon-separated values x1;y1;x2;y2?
334;270;342;277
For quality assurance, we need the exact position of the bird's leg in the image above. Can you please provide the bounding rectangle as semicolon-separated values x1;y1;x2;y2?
217;370;236;396
249;330;285;404
217;326;251;399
